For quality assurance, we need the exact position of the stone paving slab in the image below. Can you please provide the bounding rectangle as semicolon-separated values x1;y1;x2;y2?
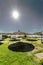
35;53;43;60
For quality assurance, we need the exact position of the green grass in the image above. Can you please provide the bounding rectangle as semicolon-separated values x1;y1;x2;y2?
0;38;43;65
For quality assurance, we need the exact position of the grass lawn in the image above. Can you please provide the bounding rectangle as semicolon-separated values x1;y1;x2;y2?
0;38;43;65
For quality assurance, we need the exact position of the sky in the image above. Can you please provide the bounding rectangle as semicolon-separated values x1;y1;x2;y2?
0;0;43;33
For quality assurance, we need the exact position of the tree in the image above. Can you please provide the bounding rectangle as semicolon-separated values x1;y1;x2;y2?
2;34;8;39
18;29;20;32
24;33;27;38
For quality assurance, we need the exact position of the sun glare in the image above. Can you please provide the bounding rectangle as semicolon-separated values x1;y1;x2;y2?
12;11;19;19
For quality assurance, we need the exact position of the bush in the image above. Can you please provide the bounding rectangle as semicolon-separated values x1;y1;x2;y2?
11;38;20;41
40;59;43;65
27;38;38;41
24;33;27;38
2;35;8;39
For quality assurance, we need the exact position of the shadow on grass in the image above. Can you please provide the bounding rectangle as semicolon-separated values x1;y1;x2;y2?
8;42;35;52
0;42;3;45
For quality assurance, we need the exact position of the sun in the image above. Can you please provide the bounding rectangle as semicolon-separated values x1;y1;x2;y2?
12;11;19;19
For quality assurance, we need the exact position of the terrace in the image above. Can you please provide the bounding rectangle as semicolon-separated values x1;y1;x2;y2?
0;32;43;65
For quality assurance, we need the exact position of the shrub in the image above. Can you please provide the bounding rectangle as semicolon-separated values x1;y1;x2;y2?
2;34;8;39
11;38;20;41
40;59;43;65
27;38;38;41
